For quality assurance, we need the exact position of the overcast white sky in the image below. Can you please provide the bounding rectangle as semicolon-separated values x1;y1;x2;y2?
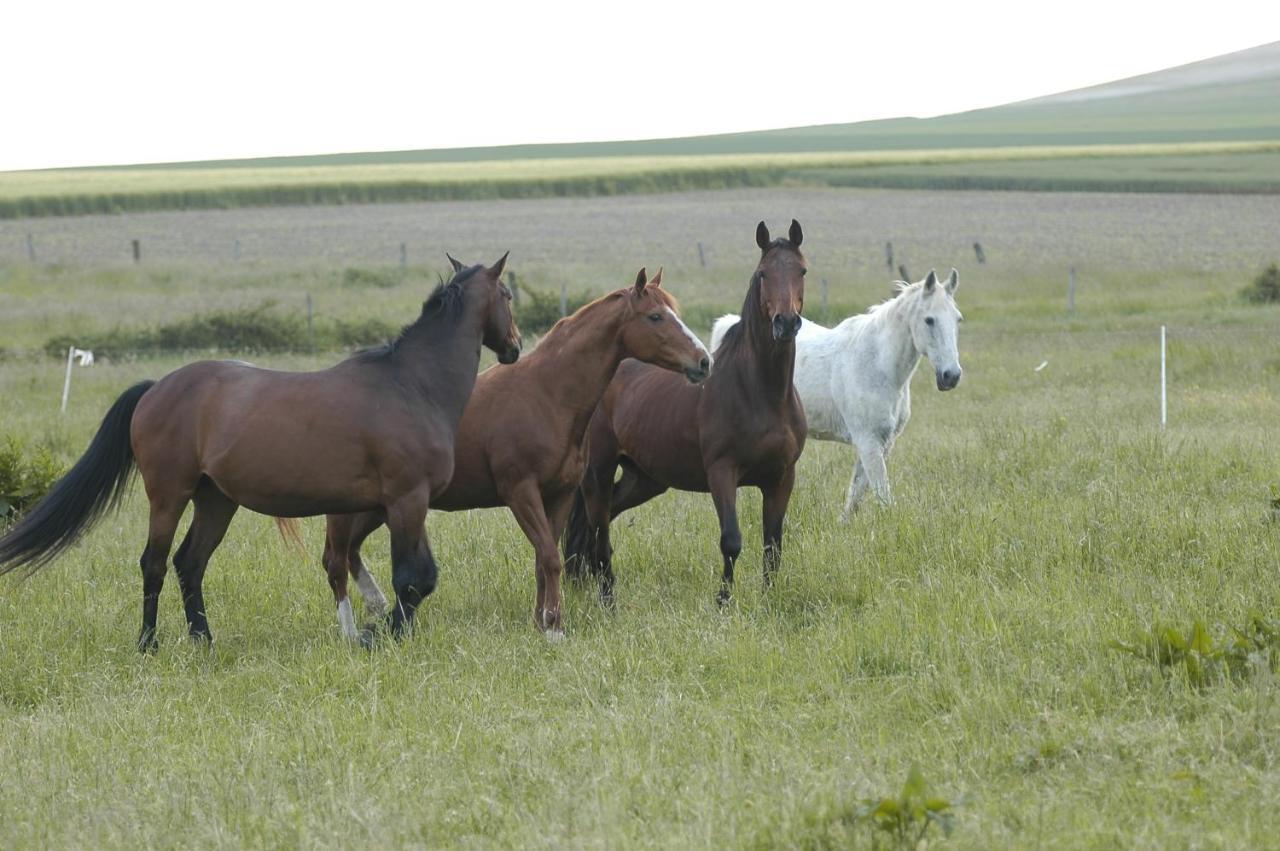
3;1;1276;171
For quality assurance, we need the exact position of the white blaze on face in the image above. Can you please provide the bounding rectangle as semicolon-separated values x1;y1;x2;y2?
337;597;358;641
666;307;712;369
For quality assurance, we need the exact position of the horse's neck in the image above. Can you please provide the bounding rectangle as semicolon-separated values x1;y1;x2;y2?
736;307;796;404
527;300;629;427
393;307;485;425
865;298;921;390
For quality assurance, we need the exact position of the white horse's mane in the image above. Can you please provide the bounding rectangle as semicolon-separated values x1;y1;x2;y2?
866;280;923;316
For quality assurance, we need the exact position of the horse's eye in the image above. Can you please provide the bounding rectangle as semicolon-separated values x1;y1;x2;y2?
800;268;807;276
648;312;663;322
925;316;936;326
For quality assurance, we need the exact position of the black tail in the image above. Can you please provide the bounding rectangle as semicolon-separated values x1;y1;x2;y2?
0;380;155;575
562;487;595;581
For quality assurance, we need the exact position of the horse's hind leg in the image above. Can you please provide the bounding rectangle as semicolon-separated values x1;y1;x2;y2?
345;510;389;617
173;478;238;643
504;480;566;636
385;489;435;639
761;466;796;588
841;457;870;521
707;463;741;607
324;511;388;641
137;492;191;652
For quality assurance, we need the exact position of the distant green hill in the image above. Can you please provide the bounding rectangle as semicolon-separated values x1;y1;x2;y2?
103;41;1280;170
5;42;1277;218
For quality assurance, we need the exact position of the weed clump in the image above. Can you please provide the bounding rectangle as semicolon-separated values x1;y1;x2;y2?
1242;263;1280;304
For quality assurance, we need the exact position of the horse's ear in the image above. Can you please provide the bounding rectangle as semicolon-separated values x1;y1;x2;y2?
923;269;938;292
446;253;465;273
633;267;648;293
789;219;803;247
756;221;770;251
489;251;509;278
945;268;959;295
651;266;663;288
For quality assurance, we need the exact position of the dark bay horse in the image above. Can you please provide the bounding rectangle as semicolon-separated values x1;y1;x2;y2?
0;256;520;649
315;268;712;638
564;221;807;605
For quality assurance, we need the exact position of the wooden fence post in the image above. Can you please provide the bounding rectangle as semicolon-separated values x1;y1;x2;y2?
26;233;36;263
973;242;986;264
400;242;407;269
1068;267;1077;314
885;241;894;272
131;239;141;264
697;242;707;268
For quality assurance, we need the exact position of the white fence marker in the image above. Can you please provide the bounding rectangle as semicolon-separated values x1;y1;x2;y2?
1160;325;1167;428
60;347;94;413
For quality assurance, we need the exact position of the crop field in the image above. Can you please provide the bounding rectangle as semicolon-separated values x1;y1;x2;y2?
1;187;1279;847
3;141;1279;219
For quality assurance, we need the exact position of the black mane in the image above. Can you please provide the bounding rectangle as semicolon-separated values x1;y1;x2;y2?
354;264;481;361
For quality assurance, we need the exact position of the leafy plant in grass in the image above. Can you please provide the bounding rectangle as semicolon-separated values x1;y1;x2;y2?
852;765;957;848
0;438;63;521
1112;614;1280;688
1242;263;1280;304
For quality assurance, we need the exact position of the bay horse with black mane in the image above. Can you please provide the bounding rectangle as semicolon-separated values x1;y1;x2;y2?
315;267;712;639
564;220;807;605
0;255;520;649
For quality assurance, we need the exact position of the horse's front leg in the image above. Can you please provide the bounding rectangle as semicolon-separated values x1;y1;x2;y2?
707;463;741;607
761;465;796;587
385;488;435;639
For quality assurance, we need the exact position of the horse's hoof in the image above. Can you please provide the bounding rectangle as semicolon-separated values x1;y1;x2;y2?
715;589;733;608
544;628;566;643
358;628;381;650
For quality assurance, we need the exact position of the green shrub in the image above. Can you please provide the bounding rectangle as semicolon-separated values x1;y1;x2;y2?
341;267;402;289
1242;263;1280;303
0;438;64;521
514;284;595;335
44;303;398;359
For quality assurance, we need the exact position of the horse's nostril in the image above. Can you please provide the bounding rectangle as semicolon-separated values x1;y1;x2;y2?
699;357;710;372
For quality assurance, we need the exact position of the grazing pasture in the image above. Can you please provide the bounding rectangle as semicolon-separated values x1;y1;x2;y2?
1;187;1279;847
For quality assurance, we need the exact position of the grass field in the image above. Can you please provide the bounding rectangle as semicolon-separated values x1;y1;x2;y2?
1;188;1279;847
4;142;1280;220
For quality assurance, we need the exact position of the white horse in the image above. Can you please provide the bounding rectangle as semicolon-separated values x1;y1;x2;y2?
711;268;963;520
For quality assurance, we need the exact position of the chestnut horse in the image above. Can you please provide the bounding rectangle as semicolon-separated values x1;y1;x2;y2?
0;256;520;649
316;267;712;639
564;220;807;605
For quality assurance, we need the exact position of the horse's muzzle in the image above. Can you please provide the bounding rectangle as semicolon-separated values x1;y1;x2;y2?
771;314;802;341
499;343;521;365
684;355;712;384
936;367;962;391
